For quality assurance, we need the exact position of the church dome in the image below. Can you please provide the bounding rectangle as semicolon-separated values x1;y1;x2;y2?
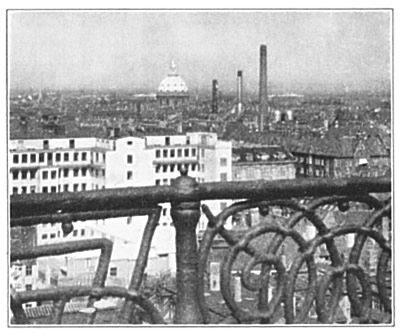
158;61;189;94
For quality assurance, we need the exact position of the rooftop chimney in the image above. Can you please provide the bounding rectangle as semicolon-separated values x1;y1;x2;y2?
211;79;219;114
259;45;268;132
237;70;243;114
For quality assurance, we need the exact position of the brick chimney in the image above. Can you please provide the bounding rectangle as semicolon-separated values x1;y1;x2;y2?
211;79;219;114
259;45;268;131
237;70;243;114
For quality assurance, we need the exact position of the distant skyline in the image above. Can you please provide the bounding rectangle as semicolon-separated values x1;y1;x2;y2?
9;10;391;93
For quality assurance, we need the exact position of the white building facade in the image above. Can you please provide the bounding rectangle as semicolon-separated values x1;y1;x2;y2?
10;132;232;288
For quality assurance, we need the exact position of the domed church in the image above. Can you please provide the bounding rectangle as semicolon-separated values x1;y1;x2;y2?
157;61;189;108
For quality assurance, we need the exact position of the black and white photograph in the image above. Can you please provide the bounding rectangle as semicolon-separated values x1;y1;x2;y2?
6;5;394;327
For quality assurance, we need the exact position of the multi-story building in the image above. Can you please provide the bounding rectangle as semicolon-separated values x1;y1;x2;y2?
232;144;296;181
293;134;390;178
9;137;111;196
10;132;232;288
230;144;296;227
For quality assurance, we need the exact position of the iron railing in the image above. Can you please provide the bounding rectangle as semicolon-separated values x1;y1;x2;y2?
10;171;392;325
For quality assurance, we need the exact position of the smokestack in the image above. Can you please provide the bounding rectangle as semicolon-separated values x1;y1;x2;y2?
211;79;219;114
259;45;268;132
237;70;243;114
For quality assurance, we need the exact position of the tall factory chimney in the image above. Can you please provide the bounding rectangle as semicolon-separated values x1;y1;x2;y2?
259;45;268;132
211;79;219;114
237;70;243;114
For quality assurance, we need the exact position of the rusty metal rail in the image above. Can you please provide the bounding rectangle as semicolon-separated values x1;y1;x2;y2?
9;173;392;325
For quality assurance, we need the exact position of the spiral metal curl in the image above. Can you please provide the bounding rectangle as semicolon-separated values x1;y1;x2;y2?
198;195;392;324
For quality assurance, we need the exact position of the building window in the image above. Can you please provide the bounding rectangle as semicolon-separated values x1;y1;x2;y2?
191;148;196;157
127;155;133;164
186;136;190;145
163;165;168;173
64;153;69;162
22;154;27;163
43;140;49;150
73;184;79;192
177;149;182;157
191;163;197;171
220;158;227;167
81;183;86;191
155;179;160;185
42;234;48;240
13;154;19;164
156;150;161;158
127;141;133;146
74;152;79;161
96;152;99;162
82;152;87;161
163;149;168;158
51;186;57;193
42;171;48;180
81;229;85;236
50;233;56;239
63;168;69;177
12;171;18;180
162;208;167;216
30;186;36;193
25;284;32;291
47;152;53;163
163;179;168;185
184;149;189;157
30;170;36;179
170;149;175;158
64;185;69;192
21;186;27;194
220;173;228;182
165;137;170;146
170;164;175;172
30;154;36;163
73;168;79;177
12;187;18;195
26;265;32;276
51;171;56;179
69;139;75;149
127;171;133;180
73;230;78;237
82;168;87;177
110;267;117;277
39;153;44;162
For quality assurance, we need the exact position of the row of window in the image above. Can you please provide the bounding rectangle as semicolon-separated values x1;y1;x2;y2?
11;167;105;180
155;177;206;185
12;183;105;195
12;151;105;165
41;228;87;240
155;147;199;159
155;163;201;174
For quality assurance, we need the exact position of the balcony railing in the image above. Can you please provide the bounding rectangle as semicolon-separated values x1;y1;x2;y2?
10;171;392;325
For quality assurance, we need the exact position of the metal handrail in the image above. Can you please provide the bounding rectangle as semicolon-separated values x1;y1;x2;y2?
9;175;392;325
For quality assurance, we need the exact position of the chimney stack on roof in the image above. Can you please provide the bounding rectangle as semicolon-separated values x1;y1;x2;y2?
211;79;219;114
259;45;268;132
237;70;243;114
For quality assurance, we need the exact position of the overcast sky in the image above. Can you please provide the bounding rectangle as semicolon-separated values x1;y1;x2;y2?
9;10;391;93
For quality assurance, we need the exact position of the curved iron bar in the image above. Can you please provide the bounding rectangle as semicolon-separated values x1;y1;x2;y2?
11;286;166;324
10;239;113;325
198;194;391;324
9;177;391;325
346;203;392;318
118;207;162;324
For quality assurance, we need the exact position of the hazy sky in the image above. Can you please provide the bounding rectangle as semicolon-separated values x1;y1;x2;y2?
9;11;391;92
